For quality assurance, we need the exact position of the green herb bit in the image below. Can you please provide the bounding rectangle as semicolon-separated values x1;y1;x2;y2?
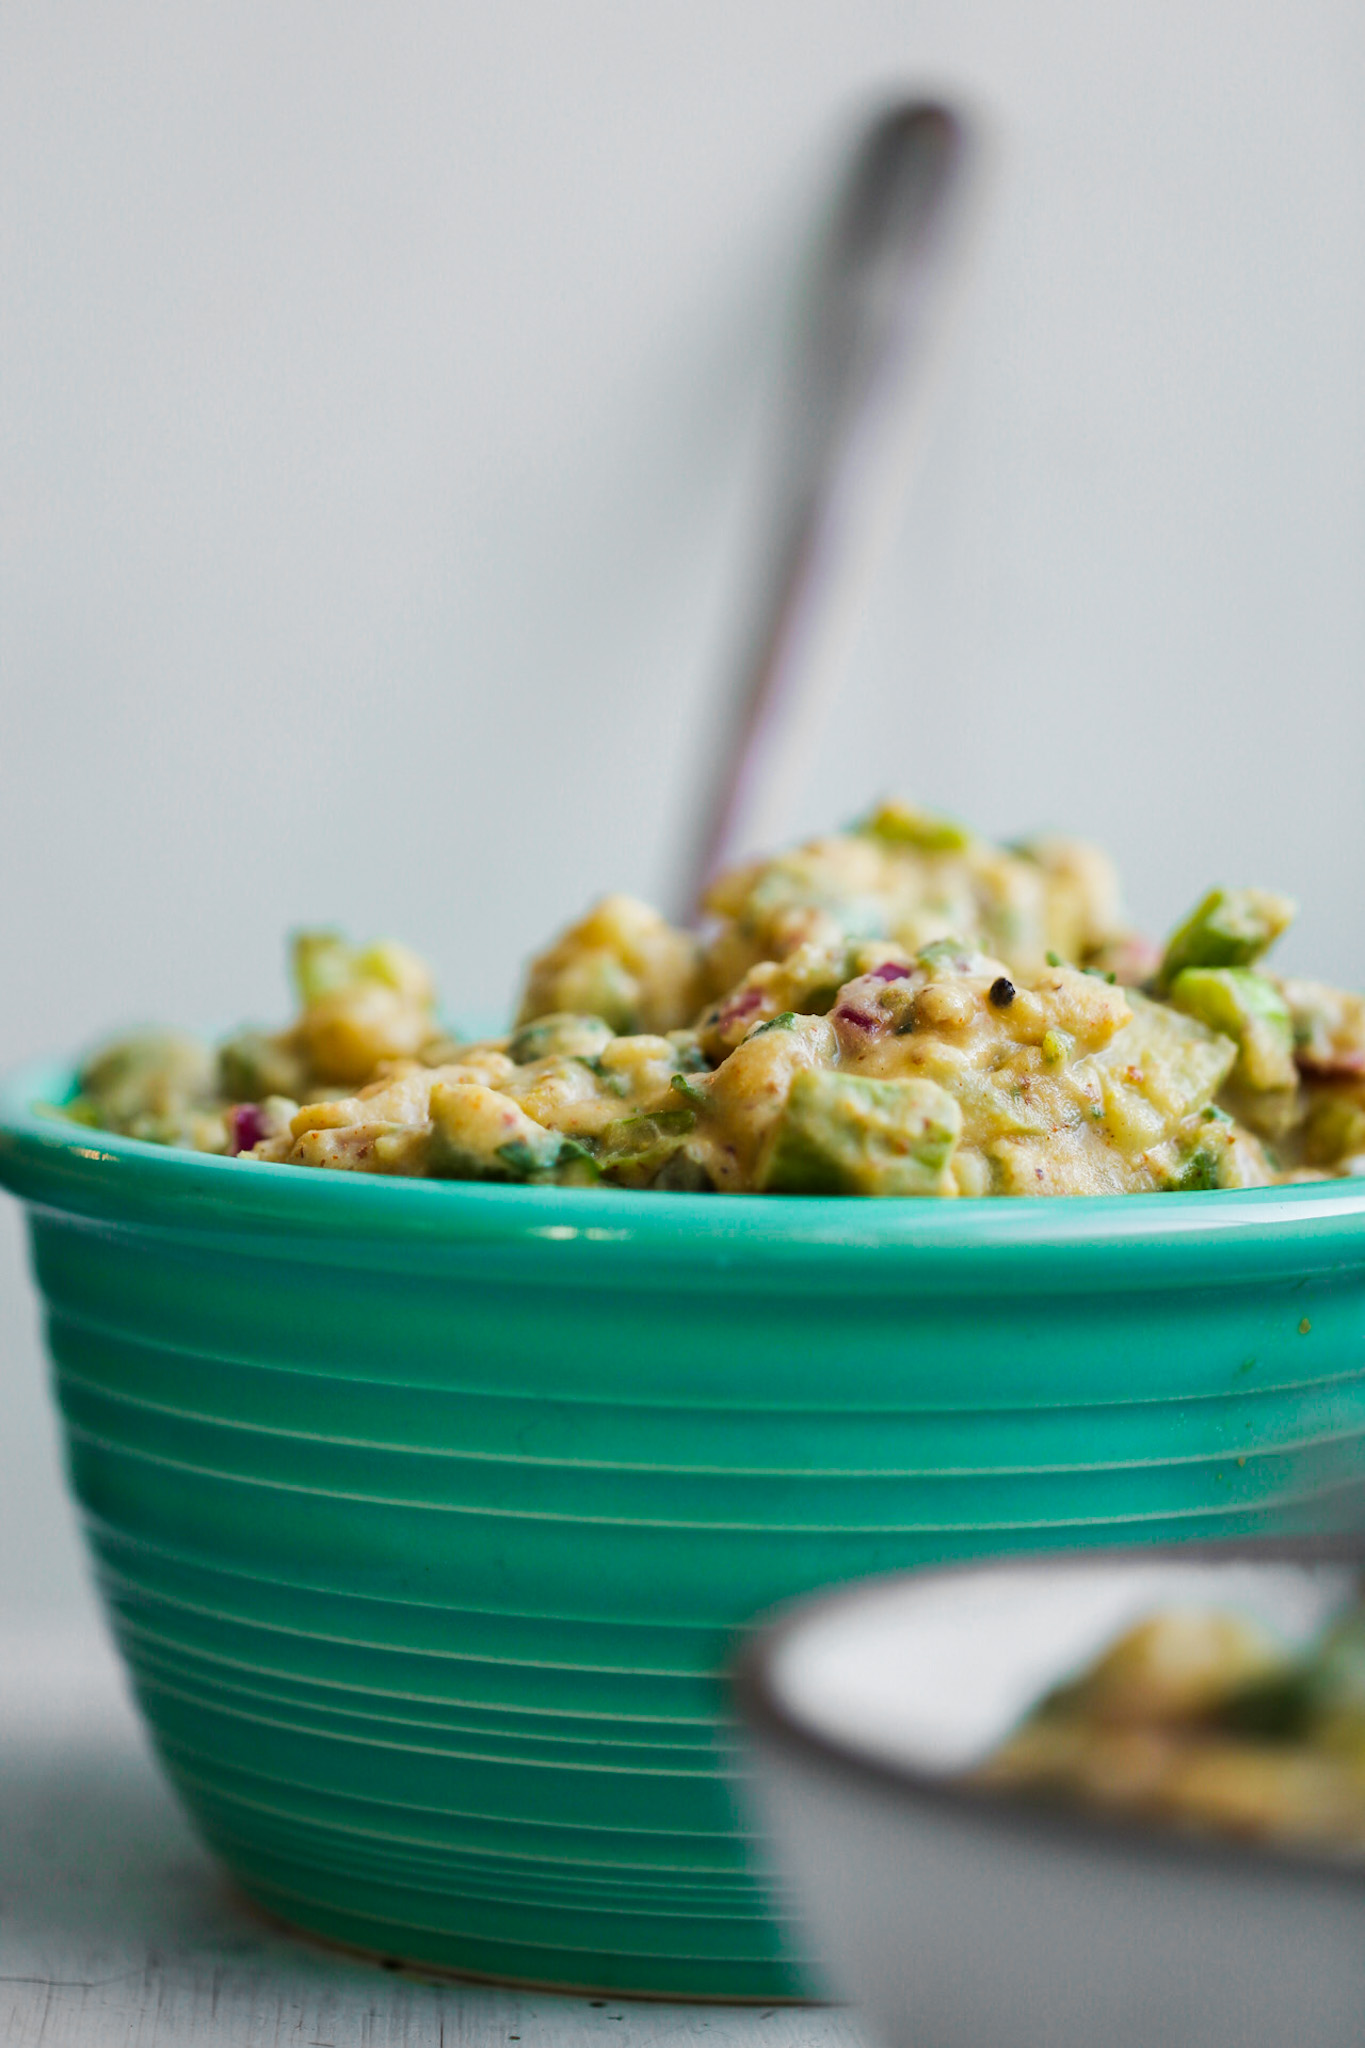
495;1133;565;1178
667;1033;711;1073
751;1011;798;1037
646;1106;694;1137
552;1136;602;1186
600;1106;696;1154
1215;1668;1316;1742
1168;1145;1222;1191
575;1056;629;1096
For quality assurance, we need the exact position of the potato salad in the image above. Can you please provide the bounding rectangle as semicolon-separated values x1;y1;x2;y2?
64;802;1365;1196
972;1595;1365;1853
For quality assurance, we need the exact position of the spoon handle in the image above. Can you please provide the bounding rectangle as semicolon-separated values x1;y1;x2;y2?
679;101;980;918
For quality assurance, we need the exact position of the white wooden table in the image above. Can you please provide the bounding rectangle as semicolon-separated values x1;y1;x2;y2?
1;1627;871;2048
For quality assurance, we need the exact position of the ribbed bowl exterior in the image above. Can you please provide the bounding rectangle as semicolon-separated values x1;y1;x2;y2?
5;1058;1365;1997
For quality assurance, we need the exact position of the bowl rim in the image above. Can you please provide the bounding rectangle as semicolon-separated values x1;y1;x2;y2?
4;1052;1365;1263
732;1537;1365;1892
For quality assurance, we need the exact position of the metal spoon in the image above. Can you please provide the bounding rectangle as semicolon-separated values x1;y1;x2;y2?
679;99;981;917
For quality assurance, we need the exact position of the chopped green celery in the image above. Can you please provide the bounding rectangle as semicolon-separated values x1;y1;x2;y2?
597;1106;697;1186
77;1031;216;1130
1167;967;1296;1092
751;1011;798;1036
218;1029;306;1104
915;937;973;971
291;931;357;1003
856;801;972;853
547;1135;602;1185
1155;888;1296;992
760;1071;961;1196
508;1013;614;1065
353;940;431;1002
293;929;433;1008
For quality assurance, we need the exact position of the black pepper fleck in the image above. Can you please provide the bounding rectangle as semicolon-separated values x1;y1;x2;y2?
989;976;1016;1008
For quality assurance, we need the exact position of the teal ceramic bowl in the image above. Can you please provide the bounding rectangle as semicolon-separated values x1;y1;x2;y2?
3;1056;1365;1999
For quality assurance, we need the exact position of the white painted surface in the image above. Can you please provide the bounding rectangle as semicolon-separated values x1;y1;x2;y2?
3;1;1364;1626
0;1628;867;2048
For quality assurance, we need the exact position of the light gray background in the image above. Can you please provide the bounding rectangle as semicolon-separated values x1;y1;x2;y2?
3;1;1363;1631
